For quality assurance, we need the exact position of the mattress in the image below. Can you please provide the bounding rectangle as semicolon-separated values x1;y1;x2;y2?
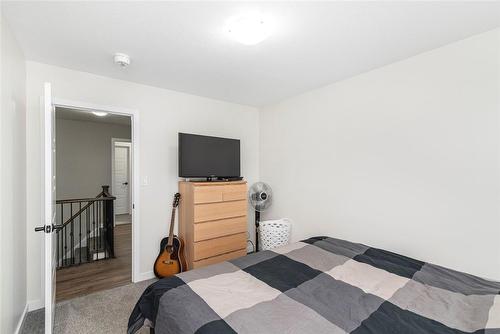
128;236;500;334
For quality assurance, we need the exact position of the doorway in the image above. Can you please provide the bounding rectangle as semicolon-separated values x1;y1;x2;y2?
35;85;141;334
112;139;132;226
54;107;134;301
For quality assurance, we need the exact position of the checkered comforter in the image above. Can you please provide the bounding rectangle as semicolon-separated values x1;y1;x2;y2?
128;236;500;334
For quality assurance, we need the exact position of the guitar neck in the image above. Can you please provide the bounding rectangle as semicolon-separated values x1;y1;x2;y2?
167;206;177;246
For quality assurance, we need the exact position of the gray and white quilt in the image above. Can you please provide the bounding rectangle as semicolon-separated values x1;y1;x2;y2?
128;236;500;334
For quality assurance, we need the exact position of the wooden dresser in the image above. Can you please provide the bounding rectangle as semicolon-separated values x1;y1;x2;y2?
178;181;248;269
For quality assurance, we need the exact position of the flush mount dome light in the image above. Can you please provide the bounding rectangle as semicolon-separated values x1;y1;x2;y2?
92;111;108;117
227;14;271;45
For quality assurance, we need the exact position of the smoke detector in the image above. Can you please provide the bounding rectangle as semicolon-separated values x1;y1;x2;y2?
114;53;130;67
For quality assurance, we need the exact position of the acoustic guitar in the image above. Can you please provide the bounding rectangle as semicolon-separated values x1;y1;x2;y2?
153;193;187;278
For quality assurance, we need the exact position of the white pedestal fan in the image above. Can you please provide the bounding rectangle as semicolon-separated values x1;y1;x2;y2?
248;182;273;252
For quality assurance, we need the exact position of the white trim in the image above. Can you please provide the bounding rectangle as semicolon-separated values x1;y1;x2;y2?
135;271;155;282
27;299;44;311
52;98;141;283
131;112;140;283
53;98;137;116
43;82;55;334
14;304;28;334
37;95;46;317
111;138;132;217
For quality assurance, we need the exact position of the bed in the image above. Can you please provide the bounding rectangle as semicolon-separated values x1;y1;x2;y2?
128;236;500;334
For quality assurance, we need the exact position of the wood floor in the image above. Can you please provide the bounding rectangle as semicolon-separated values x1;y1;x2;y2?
56;223;132;301
116;213;132;225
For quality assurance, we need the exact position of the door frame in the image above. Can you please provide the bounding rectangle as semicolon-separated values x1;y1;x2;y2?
43;83;56;334
111;138;132;219
51;98;141;283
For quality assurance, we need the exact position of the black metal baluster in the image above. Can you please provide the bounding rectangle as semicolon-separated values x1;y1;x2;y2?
56;203;59;268
61;203;63;267
95;201;98;261
103;199;107;259
64;204;67;266
101;200;103;260
86;204;90;262
100;200;103;259
93;201;96;262
71;203;74;265
97;201;100;260
107;198;115;258
59;230;62;268
79;202;82;264
92;201;99;261
60;203;63;268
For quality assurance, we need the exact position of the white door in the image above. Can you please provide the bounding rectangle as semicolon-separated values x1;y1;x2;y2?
39;82;57;334
114;144;130;214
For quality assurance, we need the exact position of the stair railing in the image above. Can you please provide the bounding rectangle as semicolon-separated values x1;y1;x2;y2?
55;186;116;269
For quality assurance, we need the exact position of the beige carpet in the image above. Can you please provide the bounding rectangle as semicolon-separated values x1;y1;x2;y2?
21;279;156;334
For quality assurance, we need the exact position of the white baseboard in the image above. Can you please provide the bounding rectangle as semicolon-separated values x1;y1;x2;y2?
14;303;28;334
27;299;43;311
115;221;131;226
134;270;155;283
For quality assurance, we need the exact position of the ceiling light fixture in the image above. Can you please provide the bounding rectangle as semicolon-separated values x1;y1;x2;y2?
92;111;108;117
226;13;272;45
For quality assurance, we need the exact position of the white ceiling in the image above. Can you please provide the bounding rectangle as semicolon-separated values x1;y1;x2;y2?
56;107;131;126
3;1;500;107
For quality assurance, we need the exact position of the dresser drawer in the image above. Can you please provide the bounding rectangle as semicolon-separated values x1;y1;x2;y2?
194;200;247;222
194;216;247;242
222;184;247;201
192;249;247;269
193;186;223;204
193;233;247;261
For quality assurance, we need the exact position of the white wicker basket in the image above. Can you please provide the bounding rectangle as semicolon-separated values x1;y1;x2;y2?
259;218;292;251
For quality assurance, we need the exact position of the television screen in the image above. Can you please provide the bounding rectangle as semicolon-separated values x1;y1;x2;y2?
178;133;240;178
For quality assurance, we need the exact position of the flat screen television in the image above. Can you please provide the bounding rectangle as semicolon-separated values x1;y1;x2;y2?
178;133;241;178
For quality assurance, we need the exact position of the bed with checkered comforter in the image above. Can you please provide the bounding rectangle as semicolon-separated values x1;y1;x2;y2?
128;236;500;334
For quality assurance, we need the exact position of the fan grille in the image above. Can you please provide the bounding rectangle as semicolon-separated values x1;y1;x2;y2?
249;182;272;212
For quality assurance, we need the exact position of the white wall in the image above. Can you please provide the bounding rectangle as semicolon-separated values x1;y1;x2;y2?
25;61;260;308
22;25;499;310
0;17;27;333
56;118;131;200
260;28;500;280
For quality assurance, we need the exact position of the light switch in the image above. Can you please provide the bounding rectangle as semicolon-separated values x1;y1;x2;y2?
142;176;149;186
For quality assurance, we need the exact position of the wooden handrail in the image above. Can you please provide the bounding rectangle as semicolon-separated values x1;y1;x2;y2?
56;196;115;204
